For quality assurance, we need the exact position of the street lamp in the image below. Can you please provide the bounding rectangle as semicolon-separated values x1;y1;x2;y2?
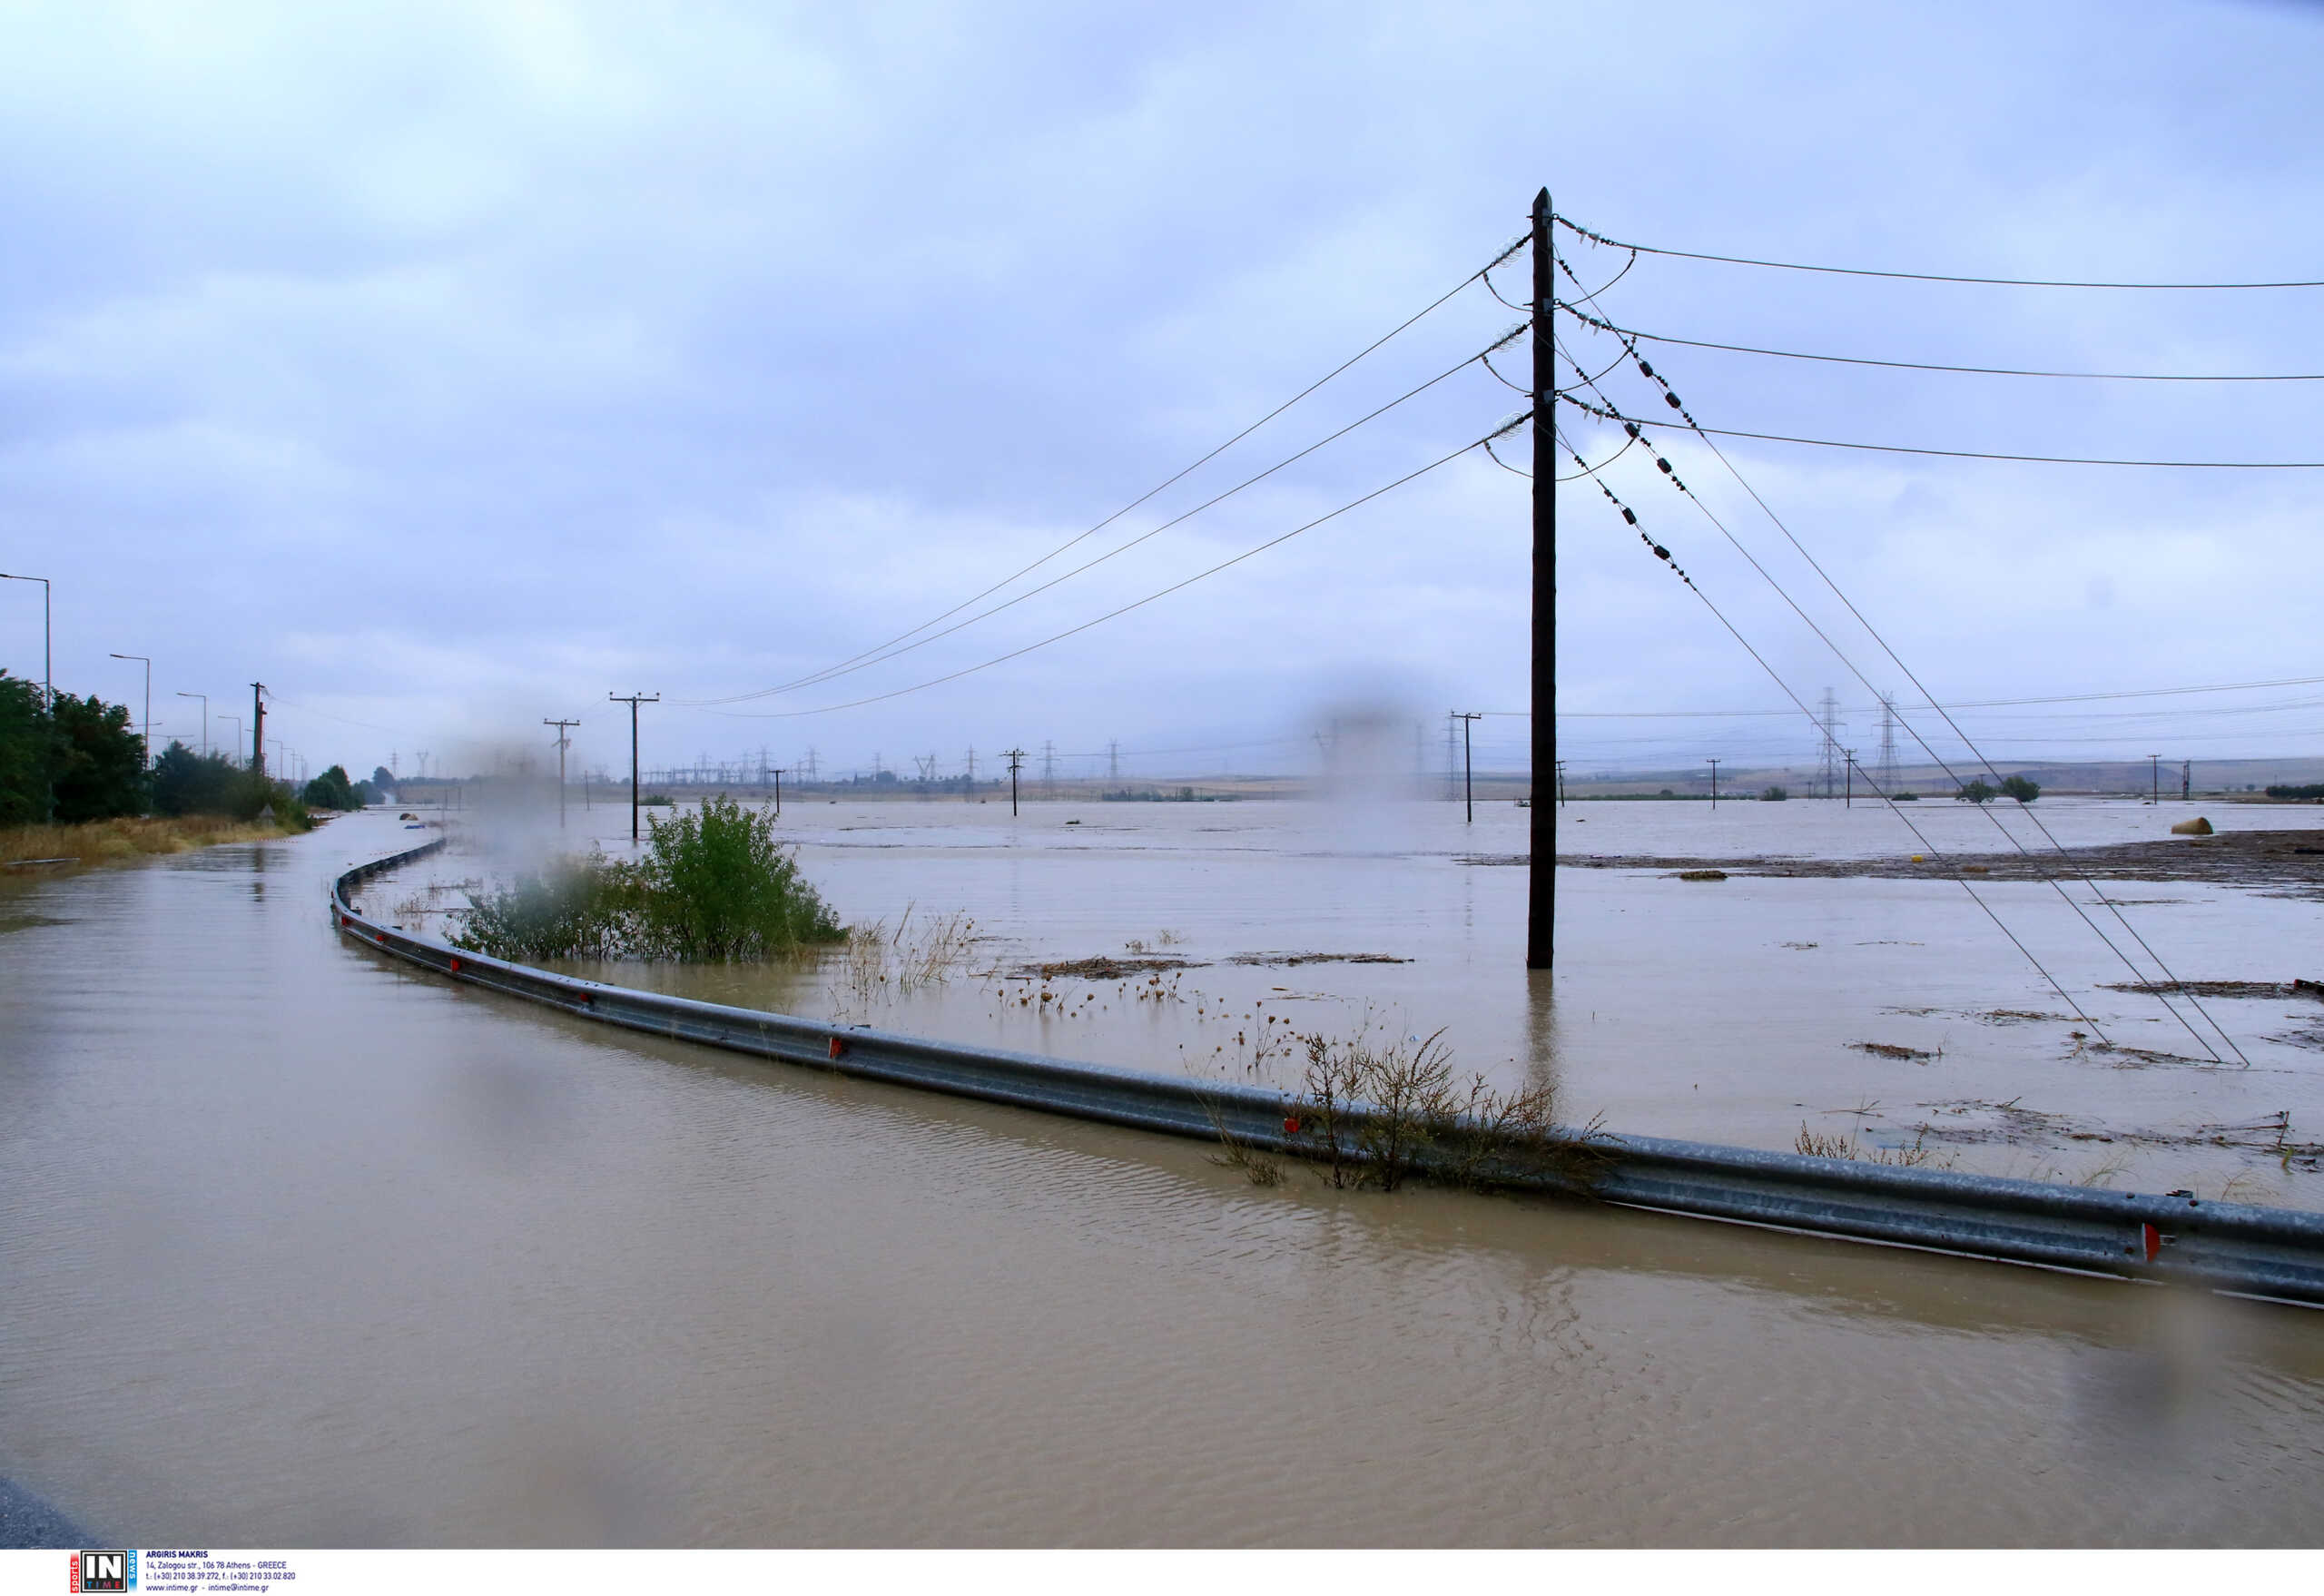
0;572;50;709
109;652;152;769
175;692;209;757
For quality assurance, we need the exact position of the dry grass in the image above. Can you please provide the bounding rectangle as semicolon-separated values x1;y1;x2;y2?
1275;1018;1613;1194
1794;1121;1951;1168
1;814;300;871
831;903;979;1019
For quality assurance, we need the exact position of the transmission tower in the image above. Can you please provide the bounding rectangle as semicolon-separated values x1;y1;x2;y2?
1445;713;1460;800
1040;739;1056;795
1108;740;1119;782
1817;687;1844;799
1876;695;1900;794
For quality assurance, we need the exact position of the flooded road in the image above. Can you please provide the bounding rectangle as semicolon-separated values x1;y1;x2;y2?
4;811;2323;1546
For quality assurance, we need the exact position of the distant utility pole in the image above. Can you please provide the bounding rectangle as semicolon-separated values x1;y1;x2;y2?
1004;747;1026;816
251;683;267;777
2149;753;2162;805
1108;740;1119;783
1708;757;1722;810
772;768;785;817
608;692;659;842
2181;760;2191;802
1455;712;1482;823
1554;759;1567;807
1445;713;1460;802
1844;749;1856;808
175;691;208;757
964;746;977;801
544;717;579;829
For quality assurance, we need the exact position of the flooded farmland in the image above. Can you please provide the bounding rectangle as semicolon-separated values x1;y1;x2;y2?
412;792;2324;1205
4;803;2322;1546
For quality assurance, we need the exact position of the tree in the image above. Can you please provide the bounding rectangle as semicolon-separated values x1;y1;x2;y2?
300;764;359;811
1761;784;1789;802
49;692;146;823
1955;779;1997;805
153;741;240;816
1999;774;2041;804
0;671;47;826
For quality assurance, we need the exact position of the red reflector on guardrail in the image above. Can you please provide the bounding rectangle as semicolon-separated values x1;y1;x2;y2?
829;1036;847;1059
448;957;462;973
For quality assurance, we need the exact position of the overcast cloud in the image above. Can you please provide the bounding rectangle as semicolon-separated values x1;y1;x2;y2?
2;1;2319;782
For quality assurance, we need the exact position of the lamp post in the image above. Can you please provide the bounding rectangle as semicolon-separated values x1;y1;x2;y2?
109;653;152;769
0;572;50;709
175;692;209;757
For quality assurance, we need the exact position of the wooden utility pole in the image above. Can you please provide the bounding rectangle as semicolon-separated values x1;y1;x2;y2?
1529;185;1556;970
1455;711;1482;823
1708;758;1721;810
1004;747;1025;816
609;693;659;841
544;718;579;829
251;683;267;778
772;767;785;817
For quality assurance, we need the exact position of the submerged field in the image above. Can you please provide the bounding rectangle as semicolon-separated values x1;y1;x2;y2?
385;793;2324;1207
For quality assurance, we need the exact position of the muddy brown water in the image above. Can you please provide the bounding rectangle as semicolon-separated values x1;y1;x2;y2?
4;810;2323;1546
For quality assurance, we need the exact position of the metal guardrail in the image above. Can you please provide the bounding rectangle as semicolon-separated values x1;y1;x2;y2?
333;838;2324;1306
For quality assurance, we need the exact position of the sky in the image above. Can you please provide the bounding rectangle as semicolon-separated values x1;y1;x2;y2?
2;1;2321;784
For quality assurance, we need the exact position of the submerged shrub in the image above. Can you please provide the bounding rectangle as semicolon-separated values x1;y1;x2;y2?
454;852;640;960
454;796;843;963
636;794;842;959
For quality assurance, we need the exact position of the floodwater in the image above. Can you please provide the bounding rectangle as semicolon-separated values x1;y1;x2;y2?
4;809;2322;1546
409;793;2324;1205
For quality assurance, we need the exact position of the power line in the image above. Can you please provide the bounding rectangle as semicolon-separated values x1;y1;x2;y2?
699;428;1510;720
1562;305;2324;382
691;238;1528;709
1554;215;2324;290
685;333;1518;706
1561;394;2324;468
1573;328;2249;1063
1556;428;2112;1039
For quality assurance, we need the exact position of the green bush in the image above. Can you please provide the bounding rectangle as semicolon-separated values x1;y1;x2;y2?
1999;774;2041;803
1761;784;1788;802
49;692;147;823
635;794;842;958
2265;783;2324;800
456;795;842;962
1955;779;1997;805
153;741;240;817
456;853;639;960
301;764;359;811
